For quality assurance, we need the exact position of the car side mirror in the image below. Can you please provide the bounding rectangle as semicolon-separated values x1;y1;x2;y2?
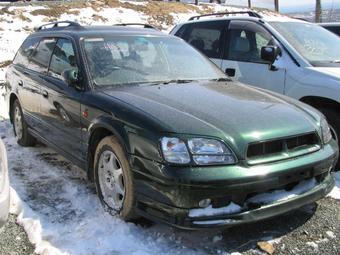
62;69;79;87
261;46;281;70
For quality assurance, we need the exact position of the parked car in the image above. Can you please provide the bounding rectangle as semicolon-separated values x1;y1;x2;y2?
5;21;338;229
319;22;340;36
0;138;9;228
171;11;340;169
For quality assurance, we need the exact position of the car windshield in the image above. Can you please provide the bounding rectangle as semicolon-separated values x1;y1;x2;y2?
270;21;340;66
83;35;226;86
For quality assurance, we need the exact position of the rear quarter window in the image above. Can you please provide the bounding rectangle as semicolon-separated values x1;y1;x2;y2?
13;37;40;67
29;38;56;73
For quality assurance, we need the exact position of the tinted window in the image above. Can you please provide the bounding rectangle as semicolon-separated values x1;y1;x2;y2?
29;38;56;73
226;20;273;63
49;38;77;80
182;21;226;59
13;37;40;67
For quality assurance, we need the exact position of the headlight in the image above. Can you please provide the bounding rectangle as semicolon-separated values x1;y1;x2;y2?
161;137;190;164
160;137;236;165
188;138;236;165
321;118;332;144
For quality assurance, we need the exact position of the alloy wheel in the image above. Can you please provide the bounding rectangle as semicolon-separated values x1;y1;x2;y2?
98;150;125;211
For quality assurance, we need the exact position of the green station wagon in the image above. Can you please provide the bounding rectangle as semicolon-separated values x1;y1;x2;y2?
5;22;339;229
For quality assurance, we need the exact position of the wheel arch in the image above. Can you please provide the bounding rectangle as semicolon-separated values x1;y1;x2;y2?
86;117;130;182
300;96;340;112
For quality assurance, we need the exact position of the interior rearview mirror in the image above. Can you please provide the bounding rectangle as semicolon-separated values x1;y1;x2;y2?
261;46;281;70
62;69;79;87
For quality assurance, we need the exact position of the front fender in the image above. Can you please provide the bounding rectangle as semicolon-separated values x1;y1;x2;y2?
88;115;131;154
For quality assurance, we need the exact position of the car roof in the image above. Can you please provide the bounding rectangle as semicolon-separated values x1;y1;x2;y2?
319;22;340;27
175;14;305;26
30;22;166;39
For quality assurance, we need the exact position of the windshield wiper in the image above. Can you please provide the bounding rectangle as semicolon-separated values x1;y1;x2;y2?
161;79;194;84
209;77;231;82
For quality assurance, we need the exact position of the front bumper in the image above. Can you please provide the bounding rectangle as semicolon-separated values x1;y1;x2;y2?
0;139;10;228
131;140;338;229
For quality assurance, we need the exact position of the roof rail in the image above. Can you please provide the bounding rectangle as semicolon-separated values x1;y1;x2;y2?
188;11;262;21
114;23;159;30
35;21;81;32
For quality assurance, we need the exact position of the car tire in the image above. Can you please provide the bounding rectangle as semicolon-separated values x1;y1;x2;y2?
94;135;137;220
12;100;36;147
319;107;340;170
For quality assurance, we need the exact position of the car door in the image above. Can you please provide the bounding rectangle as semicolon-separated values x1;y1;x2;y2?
39;37;84;162
175;20;227;67
10;37;42;131
221;20;286;94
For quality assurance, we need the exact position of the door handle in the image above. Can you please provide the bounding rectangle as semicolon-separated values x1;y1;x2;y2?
18;80;23;86
225;68;236;77
42;90;48;98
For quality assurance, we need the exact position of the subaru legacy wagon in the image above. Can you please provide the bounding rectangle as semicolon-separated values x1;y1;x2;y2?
5;21;338;229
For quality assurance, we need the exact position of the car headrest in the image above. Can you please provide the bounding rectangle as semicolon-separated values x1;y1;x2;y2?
232;37;250;52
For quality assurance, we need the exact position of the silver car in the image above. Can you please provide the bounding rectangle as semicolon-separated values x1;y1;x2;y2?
0;138;9;228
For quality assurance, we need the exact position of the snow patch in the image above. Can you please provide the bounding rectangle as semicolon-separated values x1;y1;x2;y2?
326;230;336;239
248;178;317;204
189;202;242;217
328;171;340;199
306;241;318;252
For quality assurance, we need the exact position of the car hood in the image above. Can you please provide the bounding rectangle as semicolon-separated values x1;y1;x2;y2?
311;67;340;81
101;81;320;157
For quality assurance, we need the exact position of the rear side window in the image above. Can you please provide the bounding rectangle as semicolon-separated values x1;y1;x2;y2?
179;21;226;59
29;38;56;73
13;37;40;67
49;38;78;80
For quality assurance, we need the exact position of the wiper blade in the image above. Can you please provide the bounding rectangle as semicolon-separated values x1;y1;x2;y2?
209;77;231;82
162;79;194;84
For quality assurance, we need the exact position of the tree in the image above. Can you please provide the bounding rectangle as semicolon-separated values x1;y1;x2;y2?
315;0;322;22
274;0;279;12
248;0;251;8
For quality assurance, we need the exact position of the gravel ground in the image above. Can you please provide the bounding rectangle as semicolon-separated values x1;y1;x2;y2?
0;198;338;255
0;214;36;255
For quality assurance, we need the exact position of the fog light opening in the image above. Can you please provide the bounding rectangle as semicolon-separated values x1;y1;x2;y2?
198;198;211;208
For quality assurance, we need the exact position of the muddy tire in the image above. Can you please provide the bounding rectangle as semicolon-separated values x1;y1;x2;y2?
12;100;36;147
94;136;137;220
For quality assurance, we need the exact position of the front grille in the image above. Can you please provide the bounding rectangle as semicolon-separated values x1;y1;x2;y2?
247;132;320;164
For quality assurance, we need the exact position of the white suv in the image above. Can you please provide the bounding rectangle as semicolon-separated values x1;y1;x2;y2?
171;11;340;168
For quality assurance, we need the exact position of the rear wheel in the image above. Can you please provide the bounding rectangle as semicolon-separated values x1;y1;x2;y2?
94;136;137;220
12;100;36;146
319;107;340;170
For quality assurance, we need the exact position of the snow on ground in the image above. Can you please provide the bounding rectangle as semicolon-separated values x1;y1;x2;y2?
0;120;221;255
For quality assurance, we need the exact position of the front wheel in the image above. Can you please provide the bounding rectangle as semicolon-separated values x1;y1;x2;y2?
94;136;137;220
12;100;36;146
